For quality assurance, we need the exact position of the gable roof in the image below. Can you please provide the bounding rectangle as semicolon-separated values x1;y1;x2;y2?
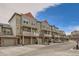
24;12;34;19
8;13;21;22
0;23;11;28
43;20;48;24
8;12;36;23
21;12;35;20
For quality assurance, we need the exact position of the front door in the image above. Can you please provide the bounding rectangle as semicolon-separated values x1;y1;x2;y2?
17;38;20;45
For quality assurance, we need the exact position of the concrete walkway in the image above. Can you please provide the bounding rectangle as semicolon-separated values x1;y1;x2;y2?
0;45;46;56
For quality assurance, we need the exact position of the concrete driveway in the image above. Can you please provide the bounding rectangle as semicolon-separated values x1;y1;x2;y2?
0;41;78;56
0;45;46;56
20;41;79;56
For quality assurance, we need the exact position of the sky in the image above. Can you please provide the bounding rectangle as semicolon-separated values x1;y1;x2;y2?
0;3;79;35
0;3;56;24
36;3;79;35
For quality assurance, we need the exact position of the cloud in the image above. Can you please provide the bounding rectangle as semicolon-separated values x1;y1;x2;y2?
0;3;59;24
65;26;79;35
65;32;71;35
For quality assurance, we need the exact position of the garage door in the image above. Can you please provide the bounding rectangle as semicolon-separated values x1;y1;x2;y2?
24;38;31;45
3;39;16;46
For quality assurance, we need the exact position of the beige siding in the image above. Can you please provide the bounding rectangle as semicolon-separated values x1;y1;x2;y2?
22;16;31;27
0;27;2;35
9;15;16;36
16;15;21;35
37;22;41;33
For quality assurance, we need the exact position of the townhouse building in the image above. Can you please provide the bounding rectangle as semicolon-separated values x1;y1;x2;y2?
70;31;79;48
8;12;53;45
0;12;67;46
70;31;79;40
0;23;17;46
37;20;52;45
51;25;67;43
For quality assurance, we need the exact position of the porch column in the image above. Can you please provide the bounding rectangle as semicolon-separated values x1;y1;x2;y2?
22;36;24;45
0;38;1;47
31;37;32;44
15;38;17;45
19;38;22;45
37;38;40;45
31;28;33;45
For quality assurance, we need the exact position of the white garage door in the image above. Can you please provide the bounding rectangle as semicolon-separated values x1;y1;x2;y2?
3;39;16;46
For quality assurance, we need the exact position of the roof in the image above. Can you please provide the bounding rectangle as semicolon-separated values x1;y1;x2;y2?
0;35;18;38
0;23;11;28
43;20;48;24
37;21;42;23
23;12;34;19
52;25;59;29
21;12;35;20
8;12;35;22
8;13;21;22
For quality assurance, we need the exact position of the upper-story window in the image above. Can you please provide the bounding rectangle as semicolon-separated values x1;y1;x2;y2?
47;31;50;34
0;27;1;32
31;23;35;25
23;27;31;32
31;21;36;26
23;20;28;24
3;28;12;35
42;25;45;28
32;28;37;33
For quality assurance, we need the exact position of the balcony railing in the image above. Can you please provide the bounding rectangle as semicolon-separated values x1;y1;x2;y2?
23;31;31;36
23;31;39;36
44;34;52;37
23;31;52;37
0;32;3;36
31;32;39;36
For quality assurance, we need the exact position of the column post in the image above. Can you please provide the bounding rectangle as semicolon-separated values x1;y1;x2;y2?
22;35;24;46
37;38;40;45
31;37;32;44
31;28;32;44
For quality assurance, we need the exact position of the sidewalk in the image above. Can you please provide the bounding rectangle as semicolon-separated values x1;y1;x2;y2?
0;45;46;56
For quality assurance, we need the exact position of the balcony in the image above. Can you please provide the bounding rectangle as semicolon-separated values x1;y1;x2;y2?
44;34;52;37
31;32;39;36
22;23;37;29
0;32;3;36
31;25;37;29
23;31;39;36
54;35;60;38
23;31;31;36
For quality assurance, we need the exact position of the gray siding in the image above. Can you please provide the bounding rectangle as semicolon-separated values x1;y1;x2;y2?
9;15;16;36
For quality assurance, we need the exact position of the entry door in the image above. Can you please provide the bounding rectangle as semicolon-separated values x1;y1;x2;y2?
17;39;20;44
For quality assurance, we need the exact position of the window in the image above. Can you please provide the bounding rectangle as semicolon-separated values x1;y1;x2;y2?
3;28;12;35
32;23;35;25
23;27;31;32
48;31;50;34
31;22;36;25
32;29;37;33
3;30;6;33
23;21;28;24
43;25;45;28
6;31;11;35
